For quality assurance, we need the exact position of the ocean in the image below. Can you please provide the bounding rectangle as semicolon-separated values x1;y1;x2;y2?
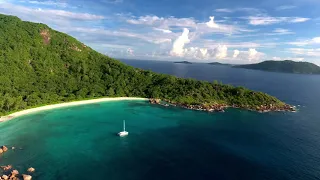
1;59;320;180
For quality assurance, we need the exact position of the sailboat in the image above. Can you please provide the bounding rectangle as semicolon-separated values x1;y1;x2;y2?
118;120;129;137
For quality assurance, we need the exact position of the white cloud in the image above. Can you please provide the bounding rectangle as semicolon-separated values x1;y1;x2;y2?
288;48;320;57
275;5;297;11
0;2;105;21
233;50;240;58
214;45;228;59
288;37;320;46
66;27;173;45
153;28;172;33
126;15;246;36
271;28;295;35
214;7;261;14
246;16;310;25
290;18;310;23
127;15;197;29
272;56;305;61
248;48;258;60
170;28;190;57
215;8;233;13
206;16;219;28
169;27;230;60
23;0;68;8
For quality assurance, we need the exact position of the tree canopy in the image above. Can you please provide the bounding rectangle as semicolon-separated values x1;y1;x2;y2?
0;14;287;115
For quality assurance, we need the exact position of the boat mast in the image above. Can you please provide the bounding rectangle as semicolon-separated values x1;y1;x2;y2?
123;120;126;132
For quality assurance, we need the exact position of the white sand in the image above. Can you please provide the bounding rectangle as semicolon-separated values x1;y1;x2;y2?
0;97;147;123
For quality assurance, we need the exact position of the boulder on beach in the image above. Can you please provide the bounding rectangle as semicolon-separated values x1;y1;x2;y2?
1;146;8;152
27;167;35;173
23;174;32;180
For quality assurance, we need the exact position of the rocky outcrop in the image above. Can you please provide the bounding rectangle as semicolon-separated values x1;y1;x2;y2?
11;170;19;176
1;165;36;180
149;98;161;104
1;175;8;180
1;165;12;171
1;146;8;152
149;99;296;113
27;168;35;173
22;174;32;180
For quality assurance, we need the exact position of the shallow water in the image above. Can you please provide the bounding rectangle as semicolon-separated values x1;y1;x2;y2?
1;60;320;180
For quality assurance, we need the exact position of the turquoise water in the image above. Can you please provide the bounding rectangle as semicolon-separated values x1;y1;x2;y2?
0;100;319;180
1;60;320;180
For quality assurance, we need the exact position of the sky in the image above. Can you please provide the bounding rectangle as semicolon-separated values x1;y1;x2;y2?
0;0;320;64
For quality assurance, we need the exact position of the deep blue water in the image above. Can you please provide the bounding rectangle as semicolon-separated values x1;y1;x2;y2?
0;59;320;180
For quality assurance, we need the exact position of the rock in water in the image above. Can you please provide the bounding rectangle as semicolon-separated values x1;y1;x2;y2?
1;145;8;152
0;148;3;154
1;165;12;171
2;175;8;180
23;174;32;180
27;167;35;173
11;170;19;176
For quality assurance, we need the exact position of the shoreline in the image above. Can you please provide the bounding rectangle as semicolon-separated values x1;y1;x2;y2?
0;97;147;123
149;99;296;113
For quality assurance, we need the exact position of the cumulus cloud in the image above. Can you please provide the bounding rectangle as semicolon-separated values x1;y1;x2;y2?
214;45;228;59
126;15;246;36
170;28;190;57
233;50;240;58
248;48;258;60
206;16;219;28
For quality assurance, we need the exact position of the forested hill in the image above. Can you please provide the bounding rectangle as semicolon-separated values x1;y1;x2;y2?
236;60;320;74
0;14;289;115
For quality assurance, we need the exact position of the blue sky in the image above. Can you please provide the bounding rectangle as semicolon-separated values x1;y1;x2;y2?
0;0;320;64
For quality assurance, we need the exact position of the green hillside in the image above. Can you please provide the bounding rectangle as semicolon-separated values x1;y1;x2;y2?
0;14;290;115
236;60;320;74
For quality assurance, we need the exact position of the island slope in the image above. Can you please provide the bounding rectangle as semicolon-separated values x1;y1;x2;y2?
236;60;320;74
0;14;293;116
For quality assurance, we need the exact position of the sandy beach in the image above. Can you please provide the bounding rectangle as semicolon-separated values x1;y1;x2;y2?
0;97;147;123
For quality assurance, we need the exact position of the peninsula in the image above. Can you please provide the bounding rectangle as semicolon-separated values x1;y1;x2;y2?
208;62;231;66
235;60;320;74
174;61;192;64
0;14;294;118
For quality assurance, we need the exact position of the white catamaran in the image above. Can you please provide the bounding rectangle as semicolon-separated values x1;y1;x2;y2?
118;120;129;137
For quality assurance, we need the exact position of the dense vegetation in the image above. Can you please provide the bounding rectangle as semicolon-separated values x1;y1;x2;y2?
236;60;320;74
0;14;287;116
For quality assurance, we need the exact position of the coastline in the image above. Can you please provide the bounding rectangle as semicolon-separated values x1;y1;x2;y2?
0;97;147;123
149;99;296;113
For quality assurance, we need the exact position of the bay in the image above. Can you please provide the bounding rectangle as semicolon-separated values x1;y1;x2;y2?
0;59;320;180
